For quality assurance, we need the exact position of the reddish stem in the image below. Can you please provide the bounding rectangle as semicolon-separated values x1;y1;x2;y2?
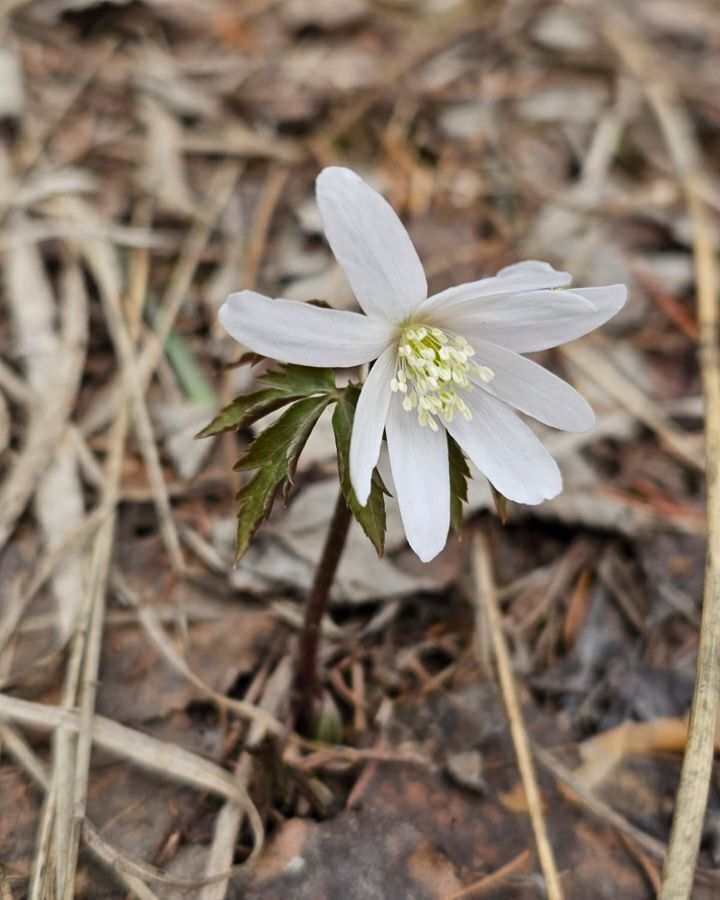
292;489;352;734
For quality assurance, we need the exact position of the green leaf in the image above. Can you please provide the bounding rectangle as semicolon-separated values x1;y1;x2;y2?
448;434;471;537
196;388;298;438
332;385;386;556
196;363;337;439
145;294;217;407
258;364;336;395
312;692;344;744
233;394;333;560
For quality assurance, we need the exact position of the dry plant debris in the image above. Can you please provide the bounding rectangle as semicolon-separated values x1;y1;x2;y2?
0;0;719;897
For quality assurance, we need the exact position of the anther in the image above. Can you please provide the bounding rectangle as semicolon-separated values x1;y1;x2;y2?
394;324;493;429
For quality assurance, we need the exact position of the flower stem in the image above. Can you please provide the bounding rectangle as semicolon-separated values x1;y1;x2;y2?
292;489;352;734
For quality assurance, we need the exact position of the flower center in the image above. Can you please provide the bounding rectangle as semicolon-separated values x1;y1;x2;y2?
391;325;494;431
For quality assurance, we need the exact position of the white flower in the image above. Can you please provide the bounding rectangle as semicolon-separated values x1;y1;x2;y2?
220;167;626;562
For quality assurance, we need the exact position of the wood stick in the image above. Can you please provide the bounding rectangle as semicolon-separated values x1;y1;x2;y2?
471;532;564;900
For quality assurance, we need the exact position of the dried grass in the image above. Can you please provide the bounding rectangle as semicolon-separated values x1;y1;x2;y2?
0;1;718;896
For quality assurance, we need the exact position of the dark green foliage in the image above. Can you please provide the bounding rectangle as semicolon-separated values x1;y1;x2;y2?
196;363;336;438
233;395;334;560
448;434;471;536
199;362;474;561
196;387;298;438
257;364;336;395
332;385;387;556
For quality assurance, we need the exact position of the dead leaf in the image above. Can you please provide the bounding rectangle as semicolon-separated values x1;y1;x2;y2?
97;572;276;722
0;768;39;884
138;95;193;215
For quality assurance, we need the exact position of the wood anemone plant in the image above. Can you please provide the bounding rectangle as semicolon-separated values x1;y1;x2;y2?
199;166;626;736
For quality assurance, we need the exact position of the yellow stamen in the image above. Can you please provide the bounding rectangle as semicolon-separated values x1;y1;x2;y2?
390;325;494;428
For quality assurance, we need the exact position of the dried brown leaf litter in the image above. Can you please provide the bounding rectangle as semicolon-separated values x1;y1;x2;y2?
1;1;719;897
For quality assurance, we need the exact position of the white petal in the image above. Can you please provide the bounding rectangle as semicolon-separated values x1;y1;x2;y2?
446;390;562;505
316;167;427;323
419;259;572;317
434;289;594;352
349;346;397;505
437;284;626;353
385;396;450;562
472;339;595;432
219;291;393;367
565;285;628;337
496;260;573;284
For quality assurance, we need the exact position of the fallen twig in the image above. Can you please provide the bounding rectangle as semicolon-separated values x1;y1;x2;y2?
439;849;531;900
471;531;565;900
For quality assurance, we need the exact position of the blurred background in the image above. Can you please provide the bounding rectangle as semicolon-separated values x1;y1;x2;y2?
0;0;718;897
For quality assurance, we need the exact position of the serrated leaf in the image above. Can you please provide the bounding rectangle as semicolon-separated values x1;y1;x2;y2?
234;394;329;474
234;463;284;562
197;362;337;439
332;385;386;556
233;394;333;560
448;434;471;537
196;387;297;438
258;363;336;395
